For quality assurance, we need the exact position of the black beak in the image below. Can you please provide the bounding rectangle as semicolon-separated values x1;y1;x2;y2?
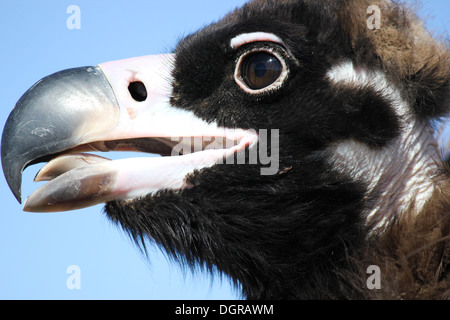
1;54;257;212
1;66;118;203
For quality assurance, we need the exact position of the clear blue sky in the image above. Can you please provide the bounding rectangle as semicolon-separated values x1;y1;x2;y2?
0;0;448;300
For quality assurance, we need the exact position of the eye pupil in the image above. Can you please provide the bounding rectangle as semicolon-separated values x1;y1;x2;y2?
240;52;283;90
254;62;267;78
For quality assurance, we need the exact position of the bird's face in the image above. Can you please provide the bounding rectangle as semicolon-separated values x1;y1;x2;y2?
1;0;402;211
2;0;448;298
2;1;346;212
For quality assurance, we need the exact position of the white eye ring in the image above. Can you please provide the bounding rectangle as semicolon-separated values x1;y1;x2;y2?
234;47;289;94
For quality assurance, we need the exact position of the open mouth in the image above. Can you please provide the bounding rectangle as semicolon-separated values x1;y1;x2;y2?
32;136;242;182
1;54;258;212
32;135;242;179
20;134;255;213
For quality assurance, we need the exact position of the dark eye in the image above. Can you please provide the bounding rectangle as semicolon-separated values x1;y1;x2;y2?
236;50;287;93
240;52;282;90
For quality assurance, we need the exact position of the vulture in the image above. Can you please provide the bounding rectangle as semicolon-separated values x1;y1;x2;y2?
2;0;450;299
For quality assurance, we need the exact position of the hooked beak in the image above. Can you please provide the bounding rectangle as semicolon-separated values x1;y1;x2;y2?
1;54;257;212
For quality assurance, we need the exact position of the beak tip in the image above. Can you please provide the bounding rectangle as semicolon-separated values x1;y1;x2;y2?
2;167;22;204
2;153;23;204
15;193;22;205
7;175;22;204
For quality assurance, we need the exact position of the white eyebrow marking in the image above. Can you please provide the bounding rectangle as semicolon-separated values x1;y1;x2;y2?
229;32;285;49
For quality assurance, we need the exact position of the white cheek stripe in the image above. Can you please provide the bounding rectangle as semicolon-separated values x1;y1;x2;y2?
326;61;408;118
325;61;439;232
230;32;285;49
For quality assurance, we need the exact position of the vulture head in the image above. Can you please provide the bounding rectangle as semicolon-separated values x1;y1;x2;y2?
2;0;450;299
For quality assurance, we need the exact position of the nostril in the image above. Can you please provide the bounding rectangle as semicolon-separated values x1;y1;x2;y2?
128;81;147;102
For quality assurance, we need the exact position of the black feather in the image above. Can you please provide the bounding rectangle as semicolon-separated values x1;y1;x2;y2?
104;0;450;299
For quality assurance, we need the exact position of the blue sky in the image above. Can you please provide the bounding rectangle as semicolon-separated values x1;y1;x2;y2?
0;1;448;300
